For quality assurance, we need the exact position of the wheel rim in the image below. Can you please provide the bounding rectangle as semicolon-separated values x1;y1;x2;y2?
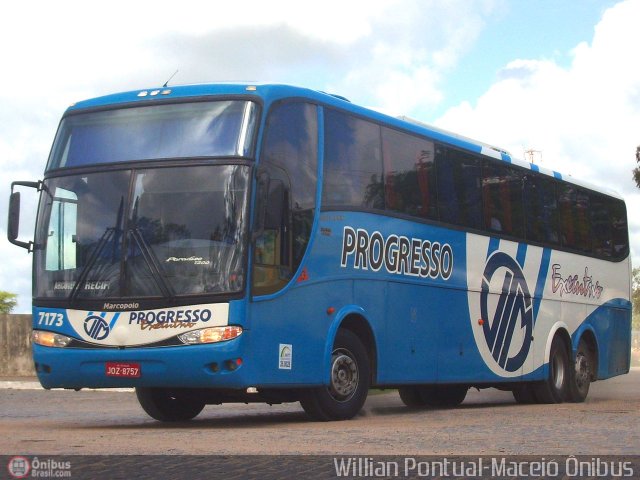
329;348;359;402
574;352;590;390
552;351;565;391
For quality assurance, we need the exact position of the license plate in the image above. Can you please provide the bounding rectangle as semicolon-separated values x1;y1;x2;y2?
105;362;141;378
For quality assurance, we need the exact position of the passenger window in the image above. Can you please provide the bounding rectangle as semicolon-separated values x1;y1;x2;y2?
590;194;612;257
523;175;559;244
323;110;383;209
482;161;524;237
610;199;628;259
559;185;590;251
437;148;481;229
382;127;437;219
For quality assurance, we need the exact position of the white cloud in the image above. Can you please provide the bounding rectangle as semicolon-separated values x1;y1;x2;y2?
435;0;640;264
332;0;500;114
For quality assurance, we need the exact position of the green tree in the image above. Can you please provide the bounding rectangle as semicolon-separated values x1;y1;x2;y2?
633;146;640;188
632;268;640;330
0;291;18;314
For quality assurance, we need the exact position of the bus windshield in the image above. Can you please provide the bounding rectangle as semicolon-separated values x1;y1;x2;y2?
33;164;250;300
46;100;257;170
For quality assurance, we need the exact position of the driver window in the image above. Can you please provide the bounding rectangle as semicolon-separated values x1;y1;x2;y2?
45;188;78;271
253;102;317;296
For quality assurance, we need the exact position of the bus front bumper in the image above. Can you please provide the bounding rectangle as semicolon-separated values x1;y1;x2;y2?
32;339;251;390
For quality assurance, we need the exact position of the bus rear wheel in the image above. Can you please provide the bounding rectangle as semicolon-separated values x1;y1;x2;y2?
300;329;370;421
533;336;569;404
568;338;593;403
136;387;205;422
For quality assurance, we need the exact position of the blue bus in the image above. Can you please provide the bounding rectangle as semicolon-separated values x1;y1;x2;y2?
8;83;631;421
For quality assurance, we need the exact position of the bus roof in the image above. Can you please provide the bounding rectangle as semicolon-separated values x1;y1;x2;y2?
67;83;622;200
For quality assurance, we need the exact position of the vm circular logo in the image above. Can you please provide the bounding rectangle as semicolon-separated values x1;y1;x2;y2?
480;252;533;372
84;314;110;340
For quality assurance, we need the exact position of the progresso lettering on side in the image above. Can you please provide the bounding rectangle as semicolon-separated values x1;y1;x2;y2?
340;226;453;280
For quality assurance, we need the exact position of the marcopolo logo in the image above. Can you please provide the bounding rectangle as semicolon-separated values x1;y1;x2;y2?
83;312;120;341
480;252;534;373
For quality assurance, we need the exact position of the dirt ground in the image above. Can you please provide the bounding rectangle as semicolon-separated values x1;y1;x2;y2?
1;369;638;456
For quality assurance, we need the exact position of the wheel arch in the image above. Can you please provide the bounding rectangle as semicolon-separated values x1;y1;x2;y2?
572;325;600;380
324;306;378;386
543;322;572;365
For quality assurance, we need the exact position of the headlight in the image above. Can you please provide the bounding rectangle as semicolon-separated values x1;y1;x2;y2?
178;326;243;345
32;330;72;348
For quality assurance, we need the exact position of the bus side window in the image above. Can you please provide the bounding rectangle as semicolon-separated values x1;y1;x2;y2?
523;174;559;245
559;185;591;252
590;194;612;258
609;198;628;259
437;148;482;230
382;127;437;220
323;109;383;209
482;161;524;238
253;102;318;296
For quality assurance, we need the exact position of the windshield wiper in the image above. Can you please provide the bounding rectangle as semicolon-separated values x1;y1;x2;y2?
129;228;175;299
69;227;115;302
69;197;124;303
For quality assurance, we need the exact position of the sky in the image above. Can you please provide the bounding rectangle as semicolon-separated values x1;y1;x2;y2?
1;0;639;313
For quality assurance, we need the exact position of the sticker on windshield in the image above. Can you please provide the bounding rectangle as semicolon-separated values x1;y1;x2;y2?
165;256;212;265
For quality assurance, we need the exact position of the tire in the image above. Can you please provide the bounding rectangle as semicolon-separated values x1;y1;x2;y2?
399;387;426;407
300;329;370;421
419;385;468;407
533;336;570;404
568;338;593;403
512;384;537;404
136;387;205;422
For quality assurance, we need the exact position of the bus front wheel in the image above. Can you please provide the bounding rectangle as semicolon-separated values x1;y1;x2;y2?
398;387;426;407
136;387;205;422
300;329;370;421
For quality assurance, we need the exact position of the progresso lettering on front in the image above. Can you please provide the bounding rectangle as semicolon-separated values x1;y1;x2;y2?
128;308;212;326
340;226;453;280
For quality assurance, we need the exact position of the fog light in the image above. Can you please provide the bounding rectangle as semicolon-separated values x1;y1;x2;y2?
225;358;243;371
178;326;243;345
32;330;71;348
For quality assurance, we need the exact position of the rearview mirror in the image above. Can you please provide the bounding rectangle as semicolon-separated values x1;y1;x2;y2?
8;192;21;241
7;180;41;252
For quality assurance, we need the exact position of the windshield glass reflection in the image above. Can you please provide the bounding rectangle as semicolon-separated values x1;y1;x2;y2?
34;165;249;300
